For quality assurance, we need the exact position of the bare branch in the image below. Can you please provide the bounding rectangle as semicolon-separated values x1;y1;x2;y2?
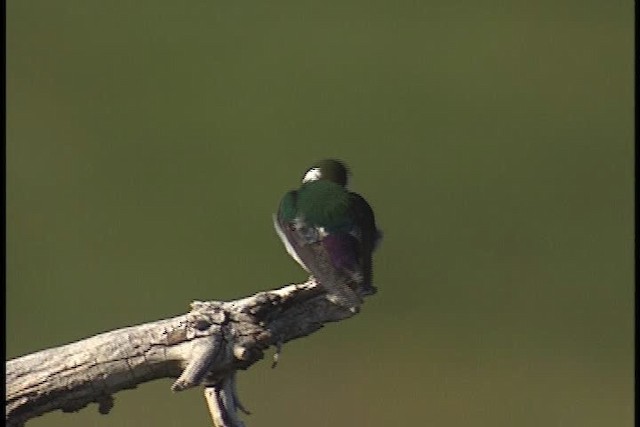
5;279;374;427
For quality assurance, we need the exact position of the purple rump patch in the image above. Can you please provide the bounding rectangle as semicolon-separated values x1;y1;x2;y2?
322;233;359;272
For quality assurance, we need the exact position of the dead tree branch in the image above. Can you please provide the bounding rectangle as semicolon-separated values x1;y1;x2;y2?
6;279;375;427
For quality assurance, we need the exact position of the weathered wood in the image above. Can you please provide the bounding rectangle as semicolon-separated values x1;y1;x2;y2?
6;279;374;427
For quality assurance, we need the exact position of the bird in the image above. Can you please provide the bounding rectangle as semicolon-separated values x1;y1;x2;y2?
273;159;381;312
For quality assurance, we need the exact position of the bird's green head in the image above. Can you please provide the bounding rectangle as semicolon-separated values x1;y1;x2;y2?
302;159;349;187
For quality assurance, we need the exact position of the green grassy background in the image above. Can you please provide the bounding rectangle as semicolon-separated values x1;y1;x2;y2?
7;1;633;426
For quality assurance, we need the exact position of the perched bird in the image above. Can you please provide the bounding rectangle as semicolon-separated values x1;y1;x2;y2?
273;159;381;312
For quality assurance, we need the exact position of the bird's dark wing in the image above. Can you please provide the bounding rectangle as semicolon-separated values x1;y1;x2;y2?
273;212;362;312
349;192;381;291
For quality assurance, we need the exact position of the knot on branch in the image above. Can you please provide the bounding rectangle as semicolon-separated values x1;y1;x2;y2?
188;301;227;329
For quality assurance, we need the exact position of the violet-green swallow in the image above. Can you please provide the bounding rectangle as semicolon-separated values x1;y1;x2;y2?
273;159;381;312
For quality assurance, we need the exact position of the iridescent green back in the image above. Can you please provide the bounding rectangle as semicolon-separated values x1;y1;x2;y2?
296;180;353;230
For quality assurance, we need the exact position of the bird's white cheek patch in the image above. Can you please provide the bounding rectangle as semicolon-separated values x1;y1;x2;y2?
302;168;322;183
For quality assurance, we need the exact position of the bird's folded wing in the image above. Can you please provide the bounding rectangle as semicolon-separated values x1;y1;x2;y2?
273;214;362;311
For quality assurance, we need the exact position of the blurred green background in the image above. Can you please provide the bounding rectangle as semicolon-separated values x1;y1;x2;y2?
6;1;633;426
